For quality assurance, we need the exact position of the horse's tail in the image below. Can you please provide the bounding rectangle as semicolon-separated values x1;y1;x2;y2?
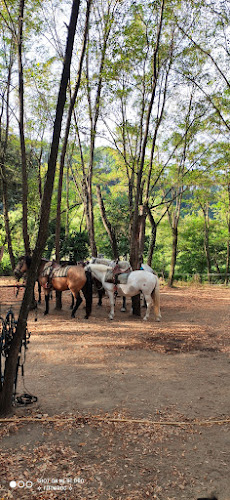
82;269;93;319
151;277;161;321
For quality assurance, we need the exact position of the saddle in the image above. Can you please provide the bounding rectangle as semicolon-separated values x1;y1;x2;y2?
41;262;71;289
105;264;131;286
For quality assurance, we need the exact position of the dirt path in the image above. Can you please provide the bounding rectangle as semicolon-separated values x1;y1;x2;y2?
0;280;230;499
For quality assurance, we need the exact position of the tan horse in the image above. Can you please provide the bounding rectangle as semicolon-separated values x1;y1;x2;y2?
14;257;92;319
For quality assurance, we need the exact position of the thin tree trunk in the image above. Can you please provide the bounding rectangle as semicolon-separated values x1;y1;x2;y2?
1;162;15;269
0;49;15;269
17;0;30;255
55;0;91;262
146;206;157;267
225;181;230;284
202;208;211;282
129;0;165;304
84;5;113;257
65;163;70;236
96;184;119;259
168;225;178;287
0;0;80;415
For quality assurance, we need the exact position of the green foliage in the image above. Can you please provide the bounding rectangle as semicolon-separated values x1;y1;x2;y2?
59;231;90;263
177;215;207;275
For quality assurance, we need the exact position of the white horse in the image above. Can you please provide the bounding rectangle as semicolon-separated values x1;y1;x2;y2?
89;257;131;311
90;257;156;274
89;258;156;311
86;263;161;321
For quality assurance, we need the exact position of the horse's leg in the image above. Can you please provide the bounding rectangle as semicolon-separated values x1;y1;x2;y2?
120;296;126;312
107;289;115;320
55;290;62;310
71;293;82;318
152;282;161;321
143;294;152;321
97;288;103;306
70;293;74;309
44;292;49;315
142;294;147;308
81;270;93;319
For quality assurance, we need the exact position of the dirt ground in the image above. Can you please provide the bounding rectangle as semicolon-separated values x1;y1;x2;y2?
0;277;230;500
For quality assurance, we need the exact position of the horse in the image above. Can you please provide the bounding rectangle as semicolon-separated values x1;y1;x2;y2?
85;262;161;321
89;257;156;310
14;256;92;319
89;257;131;311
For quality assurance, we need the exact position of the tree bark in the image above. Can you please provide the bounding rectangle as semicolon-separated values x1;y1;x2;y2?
84;3;113;256
54;0;91;309
129;0;165;315
146;206;157;267
202;207;211;282
17;0;30;255
55;0;91;263
168;225;178;287
96;184;119;260
225;181;230;284
0;0;81;415
0;47;15;269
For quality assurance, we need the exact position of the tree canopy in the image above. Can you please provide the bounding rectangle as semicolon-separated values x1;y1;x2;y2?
1;0;230;284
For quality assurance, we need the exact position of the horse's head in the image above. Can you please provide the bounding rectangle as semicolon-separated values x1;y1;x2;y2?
14;256;31;280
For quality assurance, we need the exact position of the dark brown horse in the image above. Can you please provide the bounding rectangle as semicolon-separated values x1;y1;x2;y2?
14;256;92;319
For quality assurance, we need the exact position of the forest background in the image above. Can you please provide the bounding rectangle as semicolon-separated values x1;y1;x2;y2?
1;0;230;286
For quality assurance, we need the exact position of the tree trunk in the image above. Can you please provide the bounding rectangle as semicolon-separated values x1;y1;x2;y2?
0;161;15;269
146;206;157;267
84;7;113;257
168;225;178;287
225;182;230;284
17;0;30;255
202;210;211;282
96;185;119;260
129;212;141;316
0;49;15;269
55;0;91;263
138;204;146;261
129;0;165;314
65;163;70;236
225;231;230;285
0;0;81;416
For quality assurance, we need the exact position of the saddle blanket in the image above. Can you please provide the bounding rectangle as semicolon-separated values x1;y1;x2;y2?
41;264;71;278
52;265;72;278
105;269;130;284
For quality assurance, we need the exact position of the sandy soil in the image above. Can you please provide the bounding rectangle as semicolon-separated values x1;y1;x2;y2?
0;278;230;500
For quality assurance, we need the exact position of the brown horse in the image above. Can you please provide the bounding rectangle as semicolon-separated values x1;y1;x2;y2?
14;256;92;319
